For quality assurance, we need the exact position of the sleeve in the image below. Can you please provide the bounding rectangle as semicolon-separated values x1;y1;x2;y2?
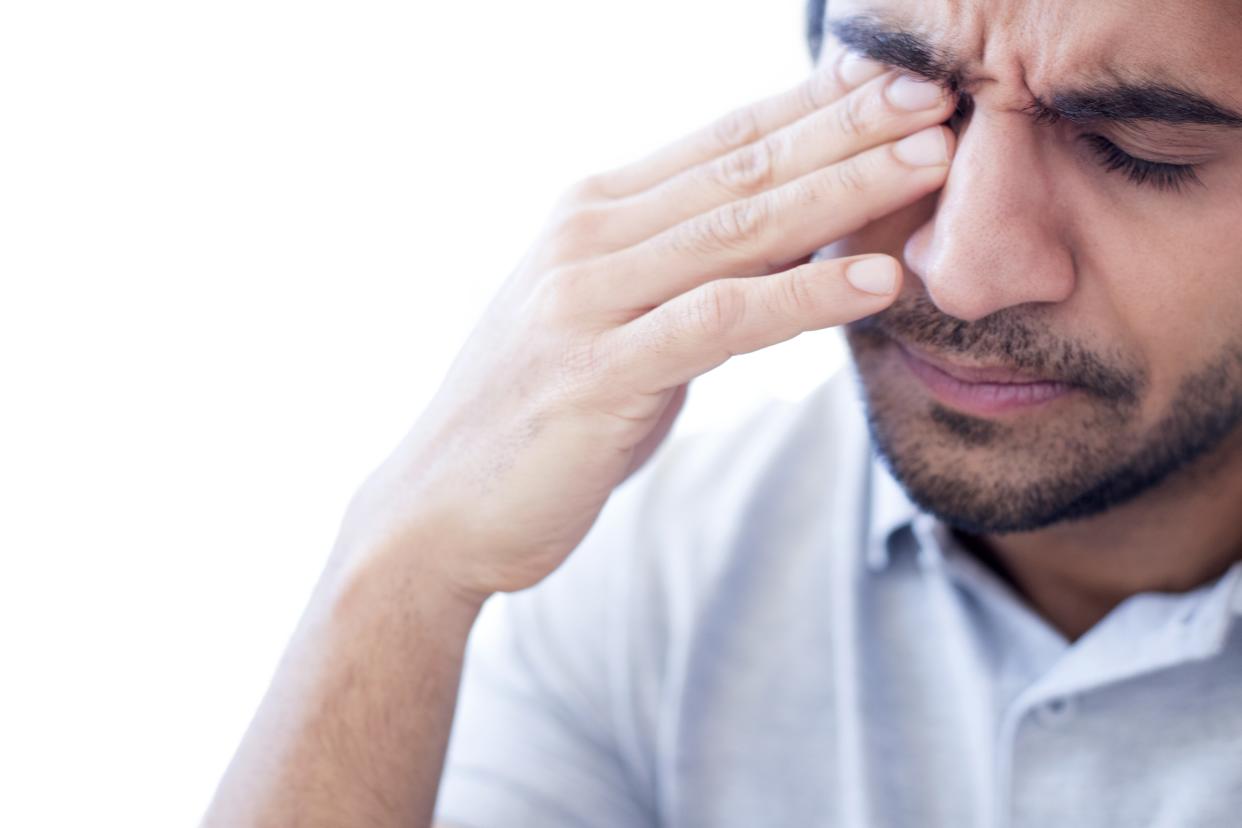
431;444;675;828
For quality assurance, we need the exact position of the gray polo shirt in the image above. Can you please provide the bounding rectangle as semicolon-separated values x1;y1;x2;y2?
434;362;1242;828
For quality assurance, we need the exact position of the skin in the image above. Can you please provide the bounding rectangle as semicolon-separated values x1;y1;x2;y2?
202;37;956;827
820;0;1242;640
202;2;1242;823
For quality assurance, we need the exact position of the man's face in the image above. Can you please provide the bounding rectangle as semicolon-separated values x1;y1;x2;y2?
816;0;1242;534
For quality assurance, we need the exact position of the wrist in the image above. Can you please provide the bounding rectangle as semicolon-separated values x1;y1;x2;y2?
332;477;496;599
321;509;493;642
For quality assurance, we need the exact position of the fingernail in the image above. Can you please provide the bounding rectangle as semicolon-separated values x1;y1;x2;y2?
846;257;898;295
887;74;944;110
837;51;885;87
894;127;950;166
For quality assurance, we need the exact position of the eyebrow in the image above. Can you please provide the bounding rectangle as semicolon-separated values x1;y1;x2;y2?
829;15;1242;129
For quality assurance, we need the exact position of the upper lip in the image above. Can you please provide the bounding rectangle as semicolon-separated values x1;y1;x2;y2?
897;340;1066;386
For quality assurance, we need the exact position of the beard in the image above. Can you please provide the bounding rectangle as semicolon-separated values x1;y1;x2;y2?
844;293;1242;535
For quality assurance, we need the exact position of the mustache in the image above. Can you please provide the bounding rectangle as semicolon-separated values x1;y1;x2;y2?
849;294;1146;406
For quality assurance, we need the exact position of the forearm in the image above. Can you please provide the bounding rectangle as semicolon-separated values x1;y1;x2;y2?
202;534;487;828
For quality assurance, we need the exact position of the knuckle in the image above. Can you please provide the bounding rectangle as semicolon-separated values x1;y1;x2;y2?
712;106;763;153
834;90;871;141
686;280;746;337
556;204;610;244
776;269;818;316
832;153;873;197
711;139;776;196
562;174;608;204
785;174;825;209
534;263;593;321
710;197;769;246
546;205;613;263
673;198;766;261
798;69;839;114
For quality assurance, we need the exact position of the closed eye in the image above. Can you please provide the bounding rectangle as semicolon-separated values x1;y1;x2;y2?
1081;134;1203;194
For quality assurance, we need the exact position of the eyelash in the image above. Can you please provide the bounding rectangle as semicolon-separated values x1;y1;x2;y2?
890;67;1206;195
1081;134;1202;194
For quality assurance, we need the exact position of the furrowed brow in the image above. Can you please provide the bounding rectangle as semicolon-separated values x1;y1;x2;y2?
830;13;1242;133
1030;84;1242;129
828;14;958;84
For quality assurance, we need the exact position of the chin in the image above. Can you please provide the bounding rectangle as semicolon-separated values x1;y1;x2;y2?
844;335;1164;535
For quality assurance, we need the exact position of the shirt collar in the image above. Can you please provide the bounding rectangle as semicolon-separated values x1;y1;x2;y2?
864;449;922;572
1191;559;1242;645
860;441;1242;630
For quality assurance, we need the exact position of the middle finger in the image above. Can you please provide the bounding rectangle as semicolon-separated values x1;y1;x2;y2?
606;69;954;251
595;124;956;311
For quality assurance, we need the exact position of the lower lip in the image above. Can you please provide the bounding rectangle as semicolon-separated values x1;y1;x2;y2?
896;342;1076;416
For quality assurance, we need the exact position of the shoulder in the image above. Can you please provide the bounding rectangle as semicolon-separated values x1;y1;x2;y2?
444;365;876;819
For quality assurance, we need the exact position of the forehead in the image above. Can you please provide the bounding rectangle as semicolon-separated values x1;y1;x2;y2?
828;0;1242;99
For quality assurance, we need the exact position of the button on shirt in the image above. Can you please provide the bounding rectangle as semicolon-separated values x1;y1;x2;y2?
434;362;1242;828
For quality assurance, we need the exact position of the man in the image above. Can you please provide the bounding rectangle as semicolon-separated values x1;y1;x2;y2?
204;1;1242;825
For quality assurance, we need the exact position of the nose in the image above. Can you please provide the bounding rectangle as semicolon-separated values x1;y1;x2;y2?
903;108;1076;322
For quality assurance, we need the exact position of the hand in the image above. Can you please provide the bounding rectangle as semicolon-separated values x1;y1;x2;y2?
338;41;955;601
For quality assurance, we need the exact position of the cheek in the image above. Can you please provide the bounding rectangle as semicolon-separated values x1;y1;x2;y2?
1071;187;1242;396
1131;265;1242;407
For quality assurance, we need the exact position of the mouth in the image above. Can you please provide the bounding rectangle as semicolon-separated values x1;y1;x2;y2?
894;339;1079;417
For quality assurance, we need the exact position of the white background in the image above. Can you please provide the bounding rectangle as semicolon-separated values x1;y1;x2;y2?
0;1;847;824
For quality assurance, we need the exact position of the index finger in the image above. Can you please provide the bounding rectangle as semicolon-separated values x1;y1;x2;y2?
590;40;885;200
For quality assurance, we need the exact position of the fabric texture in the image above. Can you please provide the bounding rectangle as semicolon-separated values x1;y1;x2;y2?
433;360;1242;827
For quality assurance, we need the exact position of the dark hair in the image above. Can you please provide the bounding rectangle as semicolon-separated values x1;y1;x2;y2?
806;0;828;63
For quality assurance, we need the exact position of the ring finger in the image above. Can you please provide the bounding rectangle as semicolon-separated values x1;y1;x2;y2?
592;125;955;311
602;69;954;251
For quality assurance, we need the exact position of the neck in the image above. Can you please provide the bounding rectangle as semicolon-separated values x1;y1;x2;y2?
966;427;1242;642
